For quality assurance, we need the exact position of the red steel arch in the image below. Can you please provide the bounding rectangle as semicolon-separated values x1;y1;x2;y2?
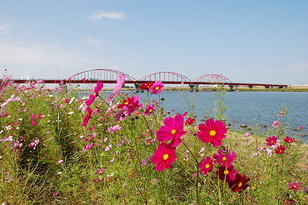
193;74;232;83
70;69;137;81
140;71;191;82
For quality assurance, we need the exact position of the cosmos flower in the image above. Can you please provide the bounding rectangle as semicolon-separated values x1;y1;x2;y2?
199;156;214;175
29;137;39;150
245;132;251;137
197;119;227;147
112;73;125;93
272;121;279;128
274;145;285;155
284;136;295;144
145;104;155;116
228;173;250;192
156;115;187;147
288;182;302;191
213;149;237;168
185;117;196;126
140;82;154;91
84;143;93;152
86;81;104;106
151;143;177;172
82;107;93;127
266;136;278;146
217;165;237;183
149;81;164;94
107;125;121;133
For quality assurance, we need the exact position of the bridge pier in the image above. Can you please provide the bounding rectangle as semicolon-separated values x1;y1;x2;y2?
229;85;234;91
189;84;194;92
235;85;238;90
248;85;253;89
195;84;199;92
265;86;269;89
271;86;274;89
135;83;140;93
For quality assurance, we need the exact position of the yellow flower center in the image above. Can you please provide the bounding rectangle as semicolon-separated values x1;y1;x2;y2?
155;86;160;91
205;164;210;169
237;182;242;187
124;101;129;105
99;171;102;174
224;170;229;175
149;109;153;113
209;130;216;136
94;93;97;96
163;154;169;160
171;129;177;135
222;157;227;161
293;185;297;188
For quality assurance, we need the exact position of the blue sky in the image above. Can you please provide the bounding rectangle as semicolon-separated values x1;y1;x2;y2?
0;0;307;84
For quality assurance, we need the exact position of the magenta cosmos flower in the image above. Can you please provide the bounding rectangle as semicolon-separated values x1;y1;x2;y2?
156;115;187;147
199;156;214;175
86;81;104;106
213;149;237;168
197;119;227;147
275;145;285;154
284;136;295;144
82;107;93;127
112;73;125;93
145;104;155;116
288;182;302;191
149;81;164;94
266;136;278;146
151;143;177;172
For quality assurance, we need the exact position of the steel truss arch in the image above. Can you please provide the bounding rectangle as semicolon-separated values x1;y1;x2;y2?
193;74;232;83
140;71;191;82
70;69;137;81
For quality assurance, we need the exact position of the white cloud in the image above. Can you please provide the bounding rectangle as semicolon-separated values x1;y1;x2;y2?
0;24;12;35
0;40;116;78
87;11;125;21
85;36;106;45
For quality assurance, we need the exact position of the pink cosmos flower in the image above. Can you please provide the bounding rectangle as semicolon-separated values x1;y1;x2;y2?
107;125;121;133
245;132;251;137
145;104;155;116
284;136;295;144
181;81;184;86
199;156;214;175
266;136;278;146
29;137;39;150
151;143;177;172
185;117;196;126
95;168;105;174
112;73;125;93
299;126;303;130
272;121;279;128
82;107;93;127
57;160;63;164
84;143;93;151
54;192;59;196
156;115;187;147
183;112;188;116
31;119;36;126
197;119;227;147
2;112;9;118
288;182;302;191
149;81;164;94
86;81;104;106
213;149;237;168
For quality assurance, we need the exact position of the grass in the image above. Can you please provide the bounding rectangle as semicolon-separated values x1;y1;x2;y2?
0;74;307;204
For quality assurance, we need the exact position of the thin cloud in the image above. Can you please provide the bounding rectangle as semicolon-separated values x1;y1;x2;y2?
0;24;12;35
85;36;106;45
87;11;125;21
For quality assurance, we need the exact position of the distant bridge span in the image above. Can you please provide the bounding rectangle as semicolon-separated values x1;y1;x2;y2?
7;69;288;92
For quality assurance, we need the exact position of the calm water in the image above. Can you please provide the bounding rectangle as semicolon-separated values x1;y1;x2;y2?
147;91;308;143
82;90;308;143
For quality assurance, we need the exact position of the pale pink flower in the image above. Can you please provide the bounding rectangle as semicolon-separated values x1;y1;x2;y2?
107;125;121;133
272;121;279;128
113;73;125;93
